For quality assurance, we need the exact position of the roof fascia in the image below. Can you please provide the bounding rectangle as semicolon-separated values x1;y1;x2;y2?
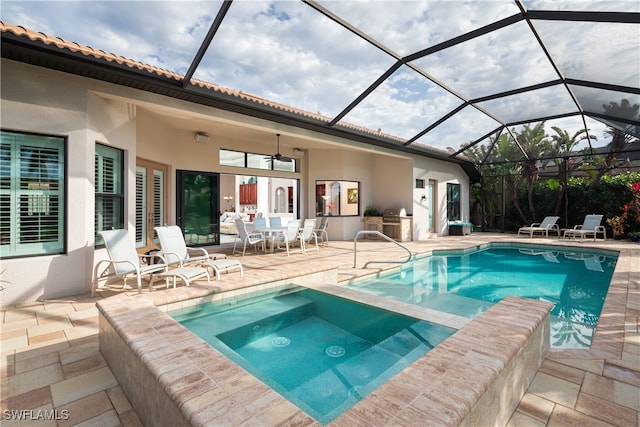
0;28;480;180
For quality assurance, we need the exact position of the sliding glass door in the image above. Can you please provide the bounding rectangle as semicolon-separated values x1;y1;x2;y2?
176;170;219;246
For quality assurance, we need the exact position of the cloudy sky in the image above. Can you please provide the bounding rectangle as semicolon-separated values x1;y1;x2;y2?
2;1;638;152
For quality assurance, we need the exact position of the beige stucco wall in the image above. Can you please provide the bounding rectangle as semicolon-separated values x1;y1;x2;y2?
2;61;118;306
413;156;470;239
1;59;470;307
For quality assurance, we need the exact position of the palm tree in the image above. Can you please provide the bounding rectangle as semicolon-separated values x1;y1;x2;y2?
590;99;640;188
513;122;552;223
549;126;595;216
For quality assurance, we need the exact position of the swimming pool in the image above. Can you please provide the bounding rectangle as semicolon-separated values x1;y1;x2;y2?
170;287;455;424
346;244;617;349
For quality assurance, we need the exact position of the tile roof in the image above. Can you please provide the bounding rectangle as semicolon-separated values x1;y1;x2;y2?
0;20;411;146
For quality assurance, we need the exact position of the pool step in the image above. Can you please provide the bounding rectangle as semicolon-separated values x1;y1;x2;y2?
421;293;494;318
214;294;315;349
290;330;431;404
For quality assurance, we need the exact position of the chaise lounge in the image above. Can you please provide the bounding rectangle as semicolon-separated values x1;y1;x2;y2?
563;214;606;241
156;225;242;280
518;216;560;238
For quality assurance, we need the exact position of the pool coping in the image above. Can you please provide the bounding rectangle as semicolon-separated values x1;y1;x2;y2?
97;265;554;426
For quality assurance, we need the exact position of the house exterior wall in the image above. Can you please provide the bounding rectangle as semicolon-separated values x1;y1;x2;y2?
414;156;470;238
1;60;132;307
1;59;470;307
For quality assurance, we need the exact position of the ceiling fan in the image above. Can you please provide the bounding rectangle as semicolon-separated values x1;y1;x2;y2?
266;133;292;163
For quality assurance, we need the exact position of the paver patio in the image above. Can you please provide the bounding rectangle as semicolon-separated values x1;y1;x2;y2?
1;233;638;426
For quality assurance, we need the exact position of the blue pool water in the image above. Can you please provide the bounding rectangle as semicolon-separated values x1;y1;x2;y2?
170;288;455;424
347;244;617;349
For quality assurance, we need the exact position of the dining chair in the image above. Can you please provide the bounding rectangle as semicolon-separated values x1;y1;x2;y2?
233;219;267;256
274;219;301;256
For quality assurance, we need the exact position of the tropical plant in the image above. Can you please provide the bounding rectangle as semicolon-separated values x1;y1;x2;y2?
549;126;595;216
512;122;552;223
590;98;640;188
465;132;521;229
363;205;380;216
607;216;626;236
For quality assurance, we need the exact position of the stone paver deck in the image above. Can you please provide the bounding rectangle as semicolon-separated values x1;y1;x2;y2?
1;233;638;426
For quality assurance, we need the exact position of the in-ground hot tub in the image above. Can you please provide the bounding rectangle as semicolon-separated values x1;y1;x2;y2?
169;287;456;424
97;282;552;426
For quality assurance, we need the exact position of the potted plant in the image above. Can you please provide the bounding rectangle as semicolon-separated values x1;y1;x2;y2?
607;215;626;239
628;231;640;242
362;205;382;237
363;205;380;217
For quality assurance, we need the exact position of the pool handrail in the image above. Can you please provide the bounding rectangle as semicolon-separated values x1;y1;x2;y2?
353;230;413;268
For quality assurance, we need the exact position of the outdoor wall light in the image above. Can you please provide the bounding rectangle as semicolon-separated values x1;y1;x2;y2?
421;194;427;202
195;132;210;143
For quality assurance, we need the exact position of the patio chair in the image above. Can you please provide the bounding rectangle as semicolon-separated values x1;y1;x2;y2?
269;216;282;228
155;225;211;267
233;218;267;256
252;216;268;230
274;219;302;256
298;218;319;253
517;216;560;238
93;229;210;294
201;258;244;280
92;229;168;295
314;216;329;246
563;214;606;241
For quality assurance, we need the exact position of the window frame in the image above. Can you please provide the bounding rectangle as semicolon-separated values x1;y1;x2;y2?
220;148;297;173
446;182;461;221
95;143;124;247
0;130;67;258
314;180;360;217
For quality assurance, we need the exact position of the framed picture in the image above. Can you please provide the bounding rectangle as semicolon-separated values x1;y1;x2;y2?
347;188;358;204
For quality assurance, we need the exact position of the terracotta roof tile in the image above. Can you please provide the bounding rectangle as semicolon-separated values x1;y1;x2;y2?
1;20;408;144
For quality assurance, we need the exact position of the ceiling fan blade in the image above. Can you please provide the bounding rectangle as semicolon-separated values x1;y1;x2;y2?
265;134;292;162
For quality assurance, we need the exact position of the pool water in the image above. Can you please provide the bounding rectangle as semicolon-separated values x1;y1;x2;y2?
347;245;616;349
170;288;455;424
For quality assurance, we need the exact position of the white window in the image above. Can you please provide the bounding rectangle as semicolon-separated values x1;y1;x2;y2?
95;144;124;246
220;148;296;172
0;131;65;258
447;183;461;221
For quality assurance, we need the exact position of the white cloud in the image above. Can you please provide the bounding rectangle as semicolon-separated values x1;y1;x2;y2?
1;0;634;150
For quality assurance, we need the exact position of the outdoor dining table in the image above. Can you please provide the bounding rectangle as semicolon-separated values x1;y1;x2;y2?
255;227;287;252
